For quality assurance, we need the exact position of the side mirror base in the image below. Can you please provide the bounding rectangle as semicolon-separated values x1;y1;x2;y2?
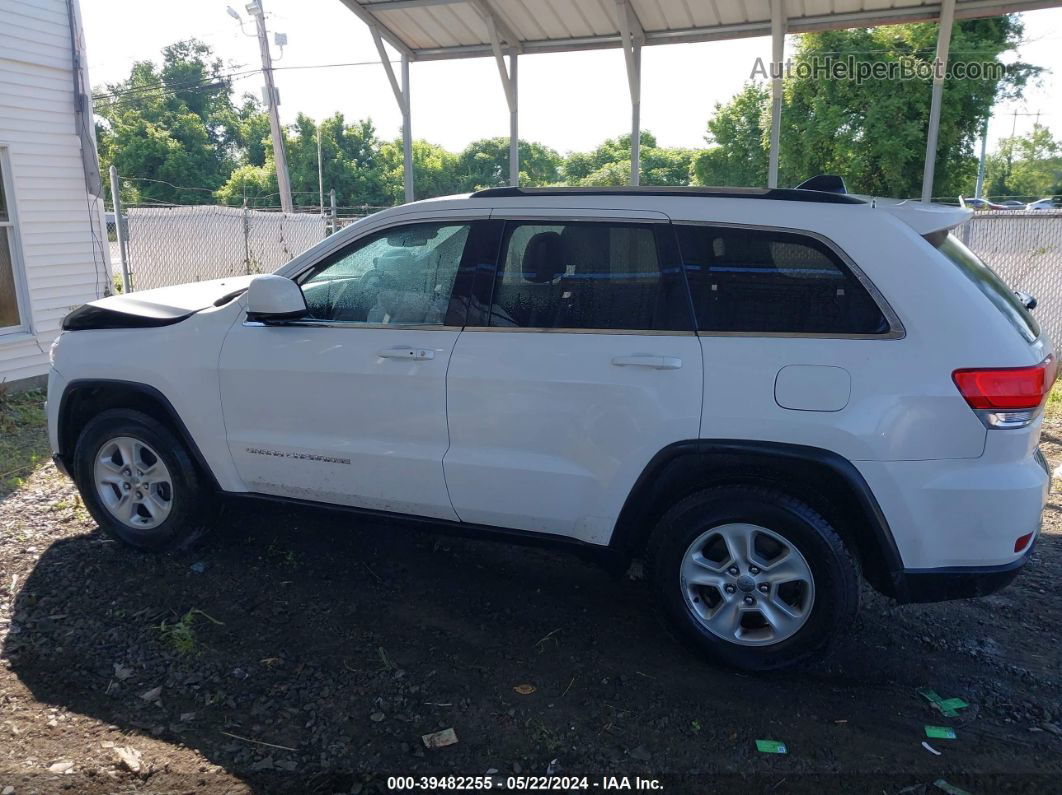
246;309;307;324
245;274;307;321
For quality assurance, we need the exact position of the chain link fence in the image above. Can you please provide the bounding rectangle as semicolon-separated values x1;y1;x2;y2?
109;205;327;291
959;211;1062;347
106;199;1062;347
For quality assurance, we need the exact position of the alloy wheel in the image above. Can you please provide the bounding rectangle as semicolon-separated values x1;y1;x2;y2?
93;436;174;530
679;523;815;646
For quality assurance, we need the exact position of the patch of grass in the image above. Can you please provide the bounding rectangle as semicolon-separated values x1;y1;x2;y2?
0;387;50;497
158;608;224;656
1046;381;1062;420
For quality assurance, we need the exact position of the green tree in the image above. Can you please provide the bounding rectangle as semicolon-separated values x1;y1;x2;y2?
379;139;462;203
214;163;277;206
563;131;657;184
95;39;239;204
691;83;769;187
641;147;695;186
779;19;1036;197
985;124;1062;200
456;138;562;189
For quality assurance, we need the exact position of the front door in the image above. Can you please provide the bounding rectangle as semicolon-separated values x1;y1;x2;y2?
443;212;704;544
219;218;482;520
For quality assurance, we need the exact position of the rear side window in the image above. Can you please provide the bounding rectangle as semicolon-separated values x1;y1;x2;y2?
932;233;1040;344
675;225;890;335
486;221;690;332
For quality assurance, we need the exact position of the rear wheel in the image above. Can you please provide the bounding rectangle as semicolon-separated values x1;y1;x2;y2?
648;485;860;671
73;409;211;551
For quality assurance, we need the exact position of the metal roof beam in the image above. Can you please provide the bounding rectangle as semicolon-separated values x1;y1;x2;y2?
387;0;1062;60
362;0;466;10
369;25;407;108
469;0;523;53
338;0;416;60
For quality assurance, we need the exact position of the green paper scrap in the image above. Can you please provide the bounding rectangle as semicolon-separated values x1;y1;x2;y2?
917;689;969;717
925;725;957;740
934;779;972;795
755;739;787;754
938;698;969;711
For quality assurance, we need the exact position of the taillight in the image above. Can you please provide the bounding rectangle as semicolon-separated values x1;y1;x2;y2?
952;355;1056;428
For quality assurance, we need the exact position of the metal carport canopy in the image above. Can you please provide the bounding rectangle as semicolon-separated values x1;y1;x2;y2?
338;0;1062;201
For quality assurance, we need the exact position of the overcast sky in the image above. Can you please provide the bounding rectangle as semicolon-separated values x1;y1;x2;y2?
81;0;1062;155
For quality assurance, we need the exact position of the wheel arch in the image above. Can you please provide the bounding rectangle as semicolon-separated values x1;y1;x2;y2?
610;440;903;596
57;379;220;491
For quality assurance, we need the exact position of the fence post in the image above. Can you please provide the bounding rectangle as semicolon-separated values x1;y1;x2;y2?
242;198;251;274
109;165;132;293
329;189;337;236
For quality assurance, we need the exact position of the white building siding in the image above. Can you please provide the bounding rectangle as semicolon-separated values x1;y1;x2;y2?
0;0;108;386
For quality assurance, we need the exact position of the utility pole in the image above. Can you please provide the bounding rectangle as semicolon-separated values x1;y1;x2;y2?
108;165;131;293
234;1;293;213
317;121;324;217
975;117;988;199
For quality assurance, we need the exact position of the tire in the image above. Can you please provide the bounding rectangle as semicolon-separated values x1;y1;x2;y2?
73;408;212;552
647;485;860;671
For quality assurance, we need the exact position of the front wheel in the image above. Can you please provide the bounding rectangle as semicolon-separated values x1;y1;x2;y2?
73;409;212;551
647;486;860;671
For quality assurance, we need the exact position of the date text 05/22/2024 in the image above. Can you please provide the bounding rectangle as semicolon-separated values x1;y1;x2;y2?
386;776;664;791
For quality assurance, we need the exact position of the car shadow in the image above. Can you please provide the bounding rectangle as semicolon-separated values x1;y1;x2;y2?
4;497;1062;790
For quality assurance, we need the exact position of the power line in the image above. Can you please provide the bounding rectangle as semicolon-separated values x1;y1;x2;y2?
91;59;398;103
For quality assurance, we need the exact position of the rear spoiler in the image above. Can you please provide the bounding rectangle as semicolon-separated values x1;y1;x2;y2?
868;198;973;236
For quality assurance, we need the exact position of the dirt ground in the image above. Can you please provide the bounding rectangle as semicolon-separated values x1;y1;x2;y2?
1;412;1061;793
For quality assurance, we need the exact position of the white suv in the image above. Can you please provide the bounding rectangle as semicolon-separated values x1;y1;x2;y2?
46;185;1053;670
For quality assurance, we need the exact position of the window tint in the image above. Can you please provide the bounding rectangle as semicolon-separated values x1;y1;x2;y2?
676;225;889;335
932;232;1039;344
298;222;469;325
488;221;688;331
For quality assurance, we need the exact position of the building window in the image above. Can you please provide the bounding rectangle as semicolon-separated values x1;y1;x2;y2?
0;153;26;332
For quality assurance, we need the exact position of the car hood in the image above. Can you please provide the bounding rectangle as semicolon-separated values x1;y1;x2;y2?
62;275;257;331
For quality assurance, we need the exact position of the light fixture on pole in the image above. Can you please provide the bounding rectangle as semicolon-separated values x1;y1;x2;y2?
226;0;293;213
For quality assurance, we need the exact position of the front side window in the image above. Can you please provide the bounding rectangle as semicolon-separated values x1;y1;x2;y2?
0;155;24;331
676;224;890;335
487;221;689;331
297;222;470;325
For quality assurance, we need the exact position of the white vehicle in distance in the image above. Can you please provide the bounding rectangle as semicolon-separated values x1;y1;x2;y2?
47;180;1053;671
1026;197;1062;211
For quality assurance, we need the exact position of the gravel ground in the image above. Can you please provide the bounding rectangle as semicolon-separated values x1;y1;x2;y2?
1;419;1061;794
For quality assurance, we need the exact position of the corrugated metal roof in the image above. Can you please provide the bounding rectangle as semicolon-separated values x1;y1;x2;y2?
341;0;1062;60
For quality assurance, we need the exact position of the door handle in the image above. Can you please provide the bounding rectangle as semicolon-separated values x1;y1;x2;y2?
377;346;434;361
611;355;682;370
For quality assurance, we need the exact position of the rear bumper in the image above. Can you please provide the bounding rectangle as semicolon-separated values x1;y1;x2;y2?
891;546;1032;603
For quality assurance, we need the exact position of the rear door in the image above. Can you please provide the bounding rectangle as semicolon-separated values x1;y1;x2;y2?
444;210;703;544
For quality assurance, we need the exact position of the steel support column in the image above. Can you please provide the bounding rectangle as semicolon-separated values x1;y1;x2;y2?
486;14;519;186
616;0;644;186
509;53;518;186
401;55;413;202
371;27;414;202
921;0;956;203
768;0;786;189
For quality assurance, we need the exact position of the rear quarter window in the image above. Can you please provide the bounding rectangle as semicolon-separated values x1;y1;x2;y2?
675;224;891;335
931;233;1040;344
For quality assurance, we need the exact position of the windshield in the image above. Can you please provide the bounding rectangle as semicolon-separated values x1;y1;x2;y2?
931;232;1040;344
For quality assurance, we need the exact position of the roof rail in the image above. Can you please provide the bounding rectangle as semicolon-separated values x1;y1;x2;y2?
469;186;866;205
